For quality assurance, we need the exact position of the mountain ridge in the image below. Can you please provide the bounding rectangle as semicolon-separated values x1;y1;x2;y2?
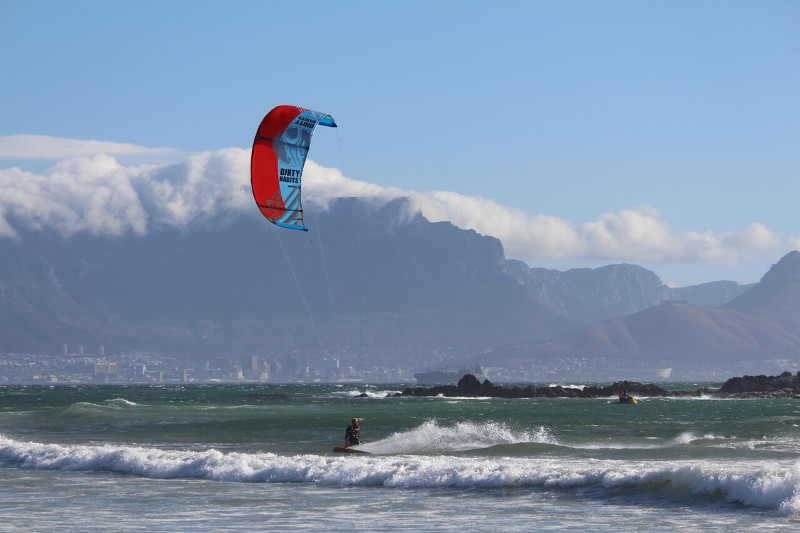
488;254;800;379
0;196;789;378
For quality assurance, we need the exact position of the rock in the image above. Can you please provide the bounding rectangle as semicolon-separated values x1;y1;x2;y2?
457;374;482;395
400;371;800;399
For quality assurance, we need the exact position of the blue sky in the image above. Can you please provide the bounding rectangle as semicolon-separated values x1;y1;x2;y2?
1;0;798;286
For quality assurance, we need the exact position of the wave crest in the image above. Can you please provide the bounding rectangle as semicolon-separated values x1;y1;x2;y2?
61;398;142;415
363;420;558;454
1;434;799;514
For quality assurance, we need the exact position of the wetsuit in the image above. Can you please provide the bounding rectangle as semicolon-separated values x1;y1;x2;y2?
345;424;360;447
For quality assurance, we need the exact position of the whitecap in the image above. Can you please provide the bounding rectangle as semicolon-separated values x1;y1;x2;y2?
1;434;798;514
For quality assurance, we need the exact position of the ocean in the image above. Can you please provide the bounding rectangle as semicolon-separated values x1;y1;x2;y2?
1;383;799;531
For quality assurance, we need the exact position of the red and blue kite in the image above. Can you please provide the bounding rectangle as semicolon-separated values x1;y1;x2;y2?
250;105;337;231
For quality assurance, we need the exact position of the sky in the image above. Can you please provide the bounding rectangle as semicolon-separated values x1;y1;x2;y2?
1;0;798;286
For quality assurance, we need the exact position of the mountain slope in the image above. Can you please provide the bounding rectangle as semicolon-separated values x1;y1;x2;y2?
0;195;778;375
507;261;753;324
487;252;800;378
723;251;800;331
0;198;572;360
526;302;800;361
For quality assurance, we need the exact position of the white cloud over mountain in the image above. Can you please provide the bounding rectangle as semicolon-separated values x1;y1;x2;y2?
0;147;256;239
0;137;794;267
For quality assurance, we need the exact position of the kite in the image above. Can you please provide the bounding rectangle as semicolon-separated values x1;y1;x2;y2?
250;105;337;231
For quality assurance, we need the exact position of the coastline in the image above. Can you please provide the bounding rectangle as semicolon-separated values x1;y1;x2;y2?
397;371;800;400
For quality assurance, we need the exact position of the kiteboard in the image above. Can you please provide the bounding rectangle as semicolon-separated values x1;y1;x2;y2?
333;447;371;455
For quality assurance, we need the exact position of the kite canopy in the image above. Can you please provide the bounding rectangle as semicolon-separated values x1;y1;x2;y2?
250;105;337;231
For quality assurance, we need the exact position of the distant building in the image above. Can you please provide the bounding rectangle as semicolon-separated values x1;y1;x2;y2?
94;361;117;376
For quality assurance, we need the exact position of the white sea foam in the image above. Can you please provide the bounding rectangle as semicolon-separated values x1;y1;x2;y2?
104;398;142;408
548;383;587;390
338;390;401;399
361;420;558;454
432;395;492;400
577;431;720;450
63;398;142;413
1;434;798;514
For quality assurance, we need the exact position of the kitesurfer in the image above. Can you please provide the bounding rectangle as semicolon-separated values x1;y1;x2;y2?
344;418;361;448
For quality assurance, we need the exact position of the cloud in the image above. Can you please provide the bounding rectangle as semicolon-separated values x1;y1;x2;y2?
0;148;249;238
0;142;793;267
407;193;786;265
302;160;405;208
0;134;182;162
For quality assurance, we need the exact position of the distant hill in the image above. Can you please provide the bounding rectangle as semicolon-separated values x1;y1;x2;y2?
508;260;754;324
669;280;755;308
487;252;800;379
507;262;666;323
0;198;571;365
501;302;800;362
506;261;752;324
722;251;800;331
0;195;772;376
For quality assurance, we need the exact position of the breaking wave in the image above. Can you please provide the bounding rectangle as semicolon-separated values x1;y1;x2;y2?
105;398;142;407
1;433;798;515
337;389;401;399
362;420;557;454
61;399;143;415
577;431;720;450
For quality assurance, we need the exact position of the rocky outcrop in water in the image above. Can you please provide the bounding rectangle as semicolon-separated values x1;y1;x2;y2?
398;374;692;399
717;371;800;398
399;372;800;399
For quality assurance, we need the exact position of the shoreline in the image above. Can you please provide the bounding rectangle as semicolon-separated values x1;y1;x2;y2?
398;371;800;400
